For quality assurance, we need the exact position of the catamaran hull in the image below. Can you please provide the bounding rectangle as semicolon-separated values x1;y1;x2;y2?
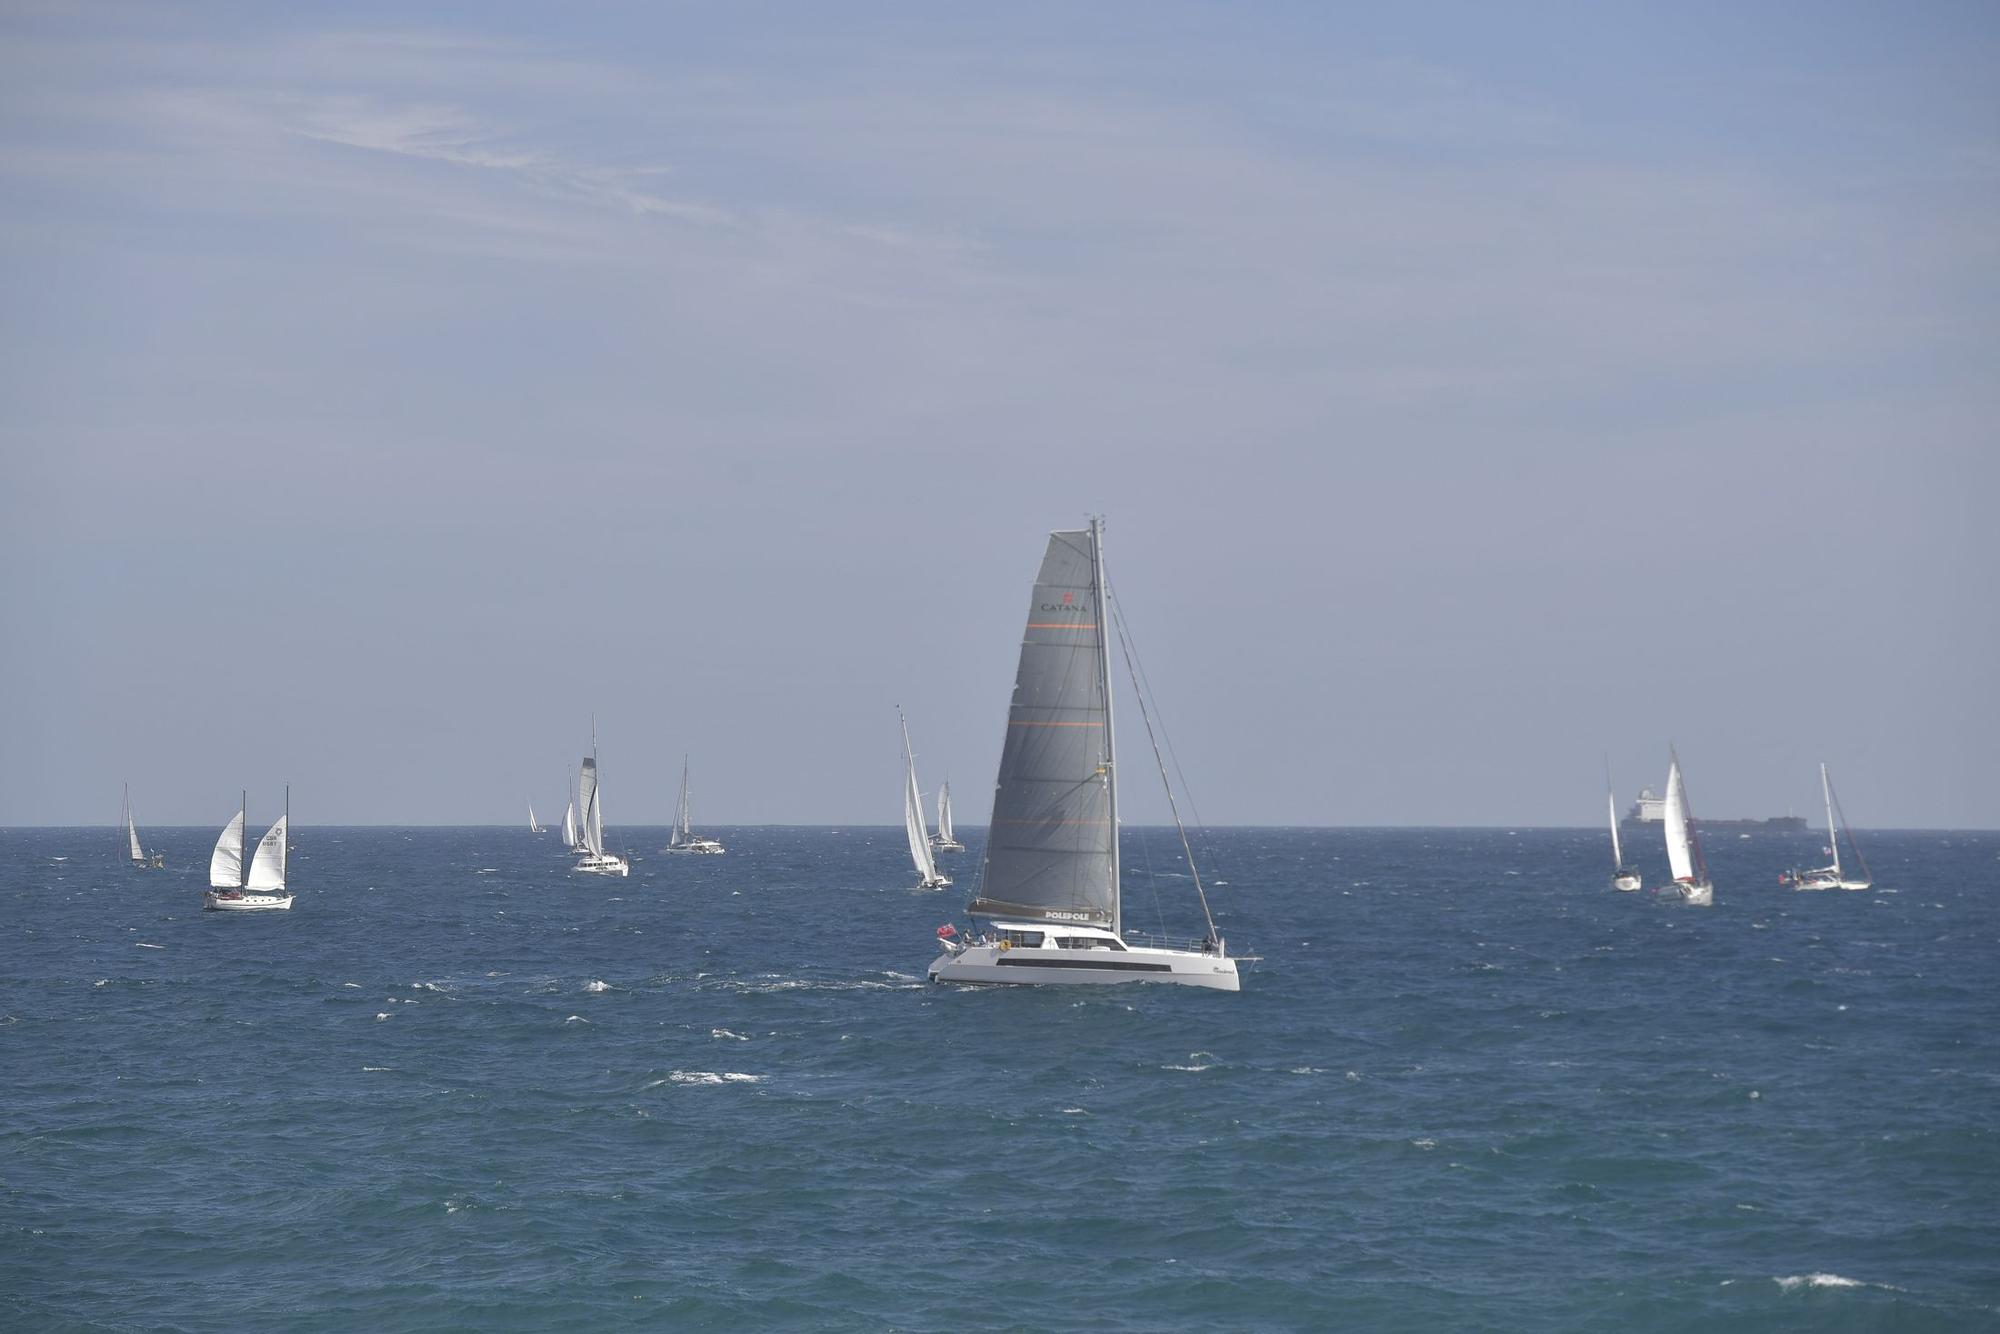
663;842;726;855
573;856;630;877
204;892;293;911
1793;876;1871;892
928;944;1239;991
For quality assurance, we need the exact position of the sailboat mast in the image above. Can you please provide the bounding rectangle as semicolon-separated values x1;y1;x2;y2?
1820;763;1841;878
1090;517;1121;936
282;784;290;887
1608;791;1624;869
239;790;248;888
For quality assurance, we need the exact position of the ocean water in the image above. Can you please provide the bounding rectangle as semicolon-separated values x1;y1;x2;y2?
4;824;1997;1332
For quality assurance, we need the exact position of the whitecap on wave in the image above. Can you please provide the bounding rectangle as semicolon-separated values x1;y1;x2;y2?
711;1028;750;1041
584;980;611;993
1773;1273;1898;1292
645;1071;765;1088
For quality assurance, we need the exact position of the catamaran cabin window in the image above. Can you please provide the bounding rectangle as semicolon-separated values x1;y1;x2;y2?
999;930;1044;948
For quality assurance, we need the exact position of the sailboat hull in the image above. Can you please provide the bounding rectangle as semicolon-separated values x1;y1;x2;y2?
204;891;293;911
663;840;726;855
1611;872;1642;892
928;942;1239;991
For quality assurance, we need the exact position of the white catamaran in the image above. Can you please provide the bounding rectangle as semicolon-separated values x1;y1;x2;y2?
123;783;164;869
527;801;544;834
1656;750;1712;906
1606;763;1640;891
205;787;294;911
572;730;629;877
1784;763;1873;891
901;710;951;889
663;757;725;854
930;777;965;853
929;519;1244;991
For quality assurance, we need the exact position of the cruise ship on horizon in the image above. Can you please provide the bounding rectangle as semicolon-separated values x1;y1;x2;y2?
1623;788;1808;833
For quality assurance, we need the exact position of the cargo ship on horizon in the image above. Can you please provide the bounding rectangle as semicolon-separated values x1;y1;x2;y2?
1621;788;1808;833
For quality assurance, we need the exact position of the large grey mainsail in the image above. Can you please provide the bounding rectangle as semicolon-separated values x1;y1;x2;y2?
969;528;1117;927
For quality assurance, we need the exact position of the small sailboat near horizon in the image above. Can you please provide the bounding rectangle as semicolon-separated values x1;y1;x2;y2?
527;801;545;834
123;784;164;869
929;518;1246;990
930;776;965;853
1605;762;1639;891
1655;749;1712;906
1783;763;1873;891
571;726;629;877
205;787;294;911
901;710;951;889
662;757;725;854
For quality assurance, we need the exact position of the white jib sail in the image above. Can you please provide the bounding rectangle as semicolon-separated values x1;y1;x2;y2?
209;810;246;888
528;802;538;832
937;781;955;844
1664;759;1696;883
1820;763;1841;878
562;800;576;848
246;815;288;891
128;803;145;863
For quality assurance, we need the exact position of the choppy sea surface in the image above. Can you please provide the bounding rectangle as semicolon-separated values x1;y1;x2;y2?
4;825;1997;1332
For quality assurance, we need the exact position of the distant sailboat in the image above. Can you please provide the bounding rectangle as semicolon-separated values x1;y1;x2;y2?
1656;750;1712;906
527;801;545;834
663;757;725;854
930;776;965;853
123;784;164;869
205;788;295;911
572;725;629;877
929;519;1243;990
900;710;951;889
1784;764;1873;891
1605;763;1639;891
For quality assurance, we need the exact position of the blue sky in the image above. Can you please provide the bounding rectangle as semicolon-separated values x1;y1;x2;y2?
2;2;1995;826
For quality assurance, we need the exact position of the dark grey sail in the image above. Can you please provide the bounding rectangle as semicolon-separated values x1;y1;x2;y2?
969;527;1118;927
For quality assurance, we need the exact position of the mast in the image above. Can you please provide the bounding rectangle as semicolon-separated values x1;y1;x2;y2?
1091;517;1121;935
282;784;290;888
1608;791;1624;870
239;790;248;887
679;756;692;842
1820;762;1841;878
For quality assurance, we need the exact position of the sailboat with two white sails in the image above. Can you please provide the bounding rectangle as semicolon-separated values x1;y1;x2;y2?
662;758;725;854
930;778;965;853
1783;764;1872;891
571;729;629;877
1655;749;1712;906
205;788;294;911
122;784;164;869
900;710;951;889
1606;763;1640;891
929;519;1244;990
527;801;545;834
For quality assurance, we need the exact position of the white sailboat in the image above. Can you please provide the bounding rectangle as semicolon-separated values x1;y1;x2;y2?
123;783;164;869
901;710;951;889
1656;750;1712;906
1606;763;1639;891
662;757;725;854
571;727;629;877
561;765;578;851
527;801;544;834
929;519;1244;990
1784;763;1873;891
205;787;295;911
930;777;965;852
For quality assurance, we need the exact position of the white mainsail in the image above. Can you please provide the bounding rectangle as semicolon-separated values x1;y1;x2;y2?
209;807;245;889
124;788;146;872
1820;763;1842;879
1607;791;1624;870
527;801;541;833
936;780;955;845
675;759;693;843
246;815;288;891
901;712;944;885
1663;757;1694;882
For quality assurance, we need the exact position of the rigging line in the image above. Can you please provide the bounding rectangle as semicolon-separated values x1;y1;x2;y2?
1106;583;1218;940
1106;581;1225;885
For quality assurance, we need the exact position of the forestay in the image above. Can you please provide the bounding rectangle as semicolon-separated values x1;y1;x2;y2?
969;529;1116;927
